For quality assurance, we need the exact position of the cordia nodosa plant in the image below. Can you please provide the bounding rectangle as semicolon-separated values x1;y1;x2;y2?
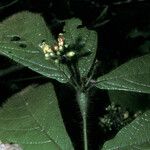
0;11;150;150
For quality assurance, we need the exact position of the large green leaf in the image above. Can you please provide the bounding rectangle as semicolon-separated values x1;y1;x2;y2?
102;110;150;150
0;11;70;83
96;54;150;94
0;83;74;150
63;18;97;77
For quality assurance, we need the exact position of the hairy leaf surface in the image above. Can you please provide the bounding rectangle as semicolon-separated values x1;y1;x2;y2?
102;111;150;150
96;54;150;93
63;18;97;77
0;83;74;150
0;11;70;83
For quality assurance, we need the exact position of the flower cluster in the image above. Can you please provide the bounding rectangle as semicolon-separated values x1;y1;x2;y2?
39;33;75;63
99;103;142;132
99;103;132;131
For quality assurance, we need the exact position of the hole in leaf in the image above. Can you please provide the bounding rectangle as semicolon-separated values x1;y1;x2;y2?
19;43;27;48
77;25;84;29
41;39;46;43
10;36;21;41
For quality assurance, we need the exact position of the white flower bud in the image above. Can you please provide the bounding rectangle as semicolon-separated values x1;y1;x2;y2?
59;33;64;36
49;52;55;57
59;46;63;51
64;44;69;48
54;59;59;63
123;111;129;119
66;51;75;57
45;53;50;60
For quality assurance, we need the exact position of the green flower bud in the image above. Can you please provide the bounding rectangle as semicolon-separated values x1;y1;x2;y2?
56;51;61;55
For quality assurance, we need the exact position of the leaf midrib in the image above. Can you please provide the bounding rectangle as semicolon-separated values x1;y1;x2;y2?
23;97;62;150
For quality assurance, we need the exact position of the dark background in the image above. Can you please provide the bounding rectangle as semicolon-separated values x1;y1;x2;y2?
0;0;150;150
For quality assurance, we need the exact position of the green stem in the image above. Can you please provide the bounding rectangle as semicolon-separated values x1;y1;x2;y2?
83;114;88;150
67;64;80;90
77;91;88;150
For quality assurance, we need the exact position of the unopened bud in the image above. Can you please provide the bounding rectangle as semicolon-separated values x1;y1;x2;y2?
123;111;129;119
66;51;75;57
58;33;65;40
45;53;50;60
49;52;55;57
54;59;59;64
64;44;69;48
59;46;63;51
56;51;61;55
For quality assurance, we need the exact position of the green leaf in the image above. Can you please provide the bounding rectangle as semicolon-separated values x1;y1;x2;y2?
0;11;70;83
96;54;150;94
102;111;150;150
108;91;150;112
63;18;97;77
0;83;74;150
0;11;53;46
129;28;150;38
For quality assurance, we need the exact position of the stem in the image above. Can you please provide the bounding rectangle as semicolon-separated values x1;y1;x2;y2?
77;91;88;150
67;63;80;89
72;63;81;85
83;115;88;150
85;60;99;88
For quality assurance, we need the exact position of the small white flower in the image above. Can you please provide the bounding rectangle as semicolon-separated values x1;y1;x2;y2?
39;42;52;53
